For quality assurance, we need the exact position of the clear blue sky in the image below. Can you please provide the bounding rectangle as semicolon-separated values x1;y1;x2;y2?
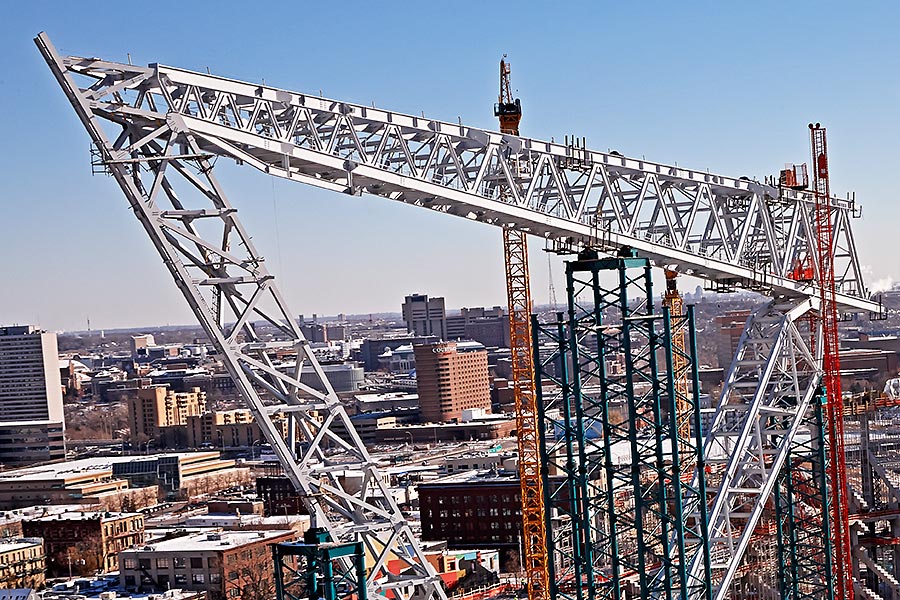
2;1;899;331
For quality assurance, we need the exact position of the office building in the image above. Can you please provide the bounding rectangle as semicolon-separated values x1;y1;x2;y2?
0;325;66;465
716;310;752;369
402;294;447;339
119;529;297;599
358;335;439;371
414;342;491;422
446;306;508;346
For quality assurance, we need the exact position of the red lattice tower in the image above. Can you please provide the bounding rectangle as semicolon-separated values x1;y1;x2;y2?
810;122;853;600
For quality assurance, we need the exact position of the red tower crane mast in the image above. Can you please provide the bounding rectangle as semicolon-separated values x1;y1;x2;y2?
810;122;853;600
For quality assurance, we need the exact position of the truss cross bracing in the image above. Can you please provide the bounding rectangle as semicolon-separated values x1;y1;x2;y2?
34;34;874;314
34;32;877;600
685;298;824;600
532;252;710;600
35;34;444;600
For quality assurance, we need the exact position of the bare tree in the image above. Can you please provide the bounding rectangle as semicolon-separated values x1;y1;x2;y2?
227;547;278;600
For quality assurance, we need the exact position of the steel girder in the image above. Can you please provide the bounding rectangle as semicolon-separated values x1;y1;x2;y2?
682;298;823;600
34;38;873;312
36;34;444;600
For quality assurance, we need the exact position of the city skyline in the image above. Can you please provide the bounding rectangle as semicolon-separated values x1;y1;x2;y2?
3;2;900;331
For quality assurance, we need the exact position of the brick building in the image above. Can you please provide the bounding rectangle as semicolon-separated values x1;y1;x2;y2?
418;470;566;571
119;529;296;599
128;385;206;443
419;471;523;570
716;310;752;370
414;342;491;423
23;510;144;575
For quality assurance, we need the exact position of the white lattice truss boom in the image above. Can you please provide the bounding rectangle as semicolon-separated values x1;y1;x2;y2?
36;34;444;600
42;43;874;313
34;34;874;600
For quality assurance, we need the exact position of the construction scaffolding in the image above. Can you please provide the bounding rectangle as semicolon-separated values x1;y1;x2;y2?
532;249;710;600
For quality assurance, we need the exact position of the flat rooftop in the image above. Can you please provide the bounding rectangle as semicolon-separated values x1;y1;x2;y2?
0;537;42;554
128;529;295;553
0;452;224;482
31;510;142;522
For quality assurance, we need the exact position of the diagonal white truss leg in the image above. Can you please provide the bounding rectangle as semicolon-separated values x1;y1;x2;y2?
36;34;444;600
671;298;822;599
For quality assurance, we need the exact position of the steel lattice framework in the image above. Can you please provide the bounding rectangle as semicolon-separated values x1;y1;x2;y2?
690;299;823;599
35;36;873;313
775;390;834;600
34;33;878;600
36;34;445;600
532;253;711;600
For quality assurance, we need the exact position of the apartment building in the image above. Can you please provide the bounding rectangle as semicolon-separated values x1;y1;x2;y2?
119;529;296;599
128;385;206;442
23;510;144;575
0;537;45;588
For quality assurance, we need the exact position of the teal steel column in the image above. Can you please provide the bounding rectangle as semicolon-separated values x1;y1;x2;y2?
532;314;559;600
686;307;713;600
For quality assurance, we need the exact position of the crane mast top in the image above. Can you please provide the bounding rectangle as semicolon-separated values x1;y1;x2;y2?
495;56;521;136
493;55;549;600
811;123;853;600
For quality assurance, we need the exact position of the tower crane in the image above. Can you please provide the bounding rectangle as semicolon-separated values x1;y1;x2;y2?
810;123;853;600
493;56;550;600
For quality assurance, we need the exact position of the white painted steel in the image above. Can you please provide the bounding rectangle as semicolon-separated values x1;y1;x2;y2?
35;34;445;600
35;36;876;600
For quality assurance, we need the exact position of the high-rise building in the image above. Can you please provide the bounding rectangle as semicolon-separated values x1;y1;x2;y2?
414;342;491;422
0;325;66;465
128;385;206;442
402;294;447;339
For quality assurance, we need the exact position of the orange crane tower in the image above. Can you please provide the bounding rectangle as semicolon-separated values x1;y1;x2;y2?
662;269;693;470
810;123;853;600
494;56;549;600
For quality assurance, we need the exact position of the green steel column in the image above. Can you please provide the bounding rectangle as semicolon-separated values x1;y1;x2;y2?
353;542;367;600
814;389;835;600
617;262;650;594
273;544;287;600
775;477;788;598
533;314;560;600
686;307;712;600
559;303;588;600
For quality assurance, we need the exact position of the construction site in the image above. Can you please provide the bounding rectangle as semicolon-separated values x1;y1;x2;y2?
32;29;900;600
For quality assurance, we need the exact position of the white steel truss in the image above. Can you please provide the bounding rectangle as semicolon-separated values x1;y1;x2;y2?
682;299;822;599
34;33;875;600
36;38;873;313
36;34;444;600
